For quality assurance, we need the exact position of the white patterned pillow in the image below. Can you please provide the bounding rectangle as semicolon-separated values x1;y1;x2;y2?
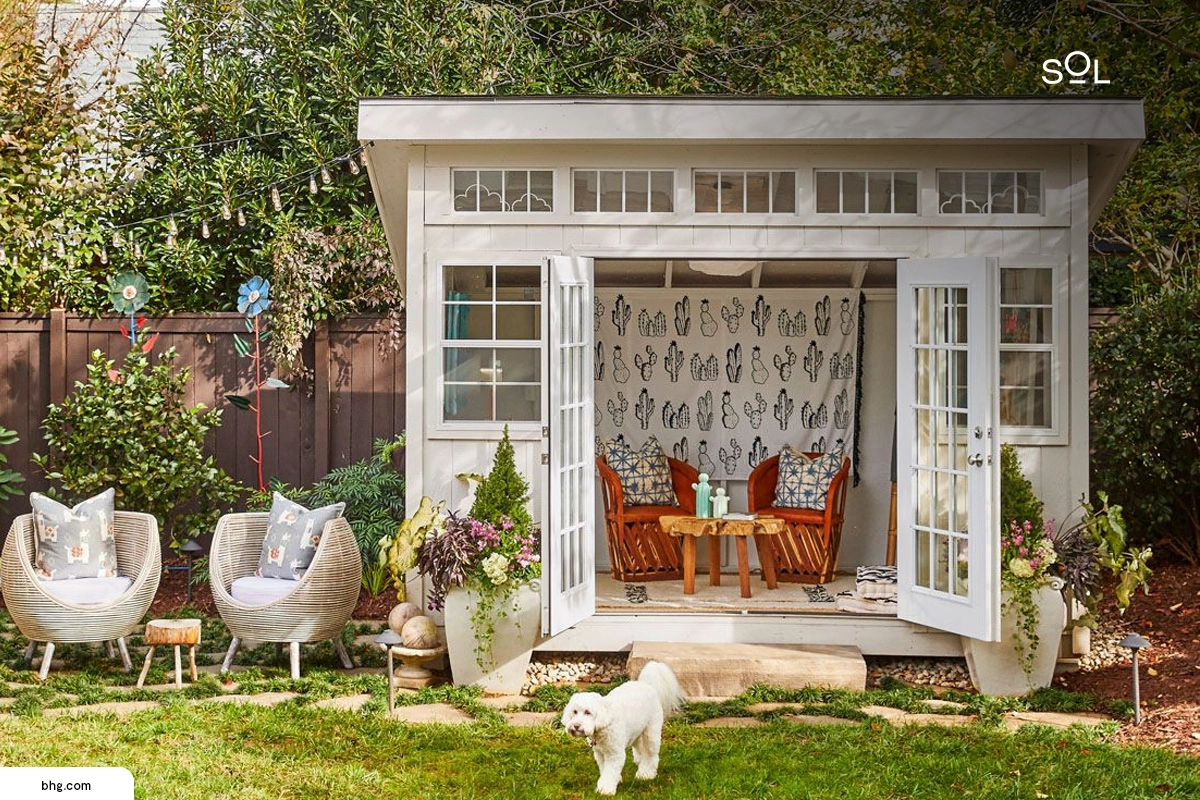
30;489;119;581
773;447;843;511
603;438;677;506
256;493;346;580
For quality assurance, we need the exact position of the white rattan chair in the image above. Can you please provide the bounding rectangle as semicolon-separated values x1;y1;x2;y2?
1;511;162;679
209;512;361;678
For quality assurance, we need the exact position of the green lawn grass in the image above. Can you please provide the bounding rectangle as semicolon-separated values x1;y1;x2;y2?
0;702;1196;800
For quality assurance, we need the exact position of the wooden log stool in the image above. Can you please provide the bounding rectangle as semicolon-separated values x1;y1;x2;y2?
660;515;786;598
138;619;201;688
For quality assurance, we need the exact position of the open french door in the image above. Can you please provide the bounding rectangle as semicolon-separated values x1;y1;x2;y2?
542;256;596;636
896;258;1000;641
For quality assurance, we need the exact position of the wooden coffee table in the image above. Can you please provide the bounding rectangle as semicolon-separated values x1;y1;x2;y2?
660;515;785;598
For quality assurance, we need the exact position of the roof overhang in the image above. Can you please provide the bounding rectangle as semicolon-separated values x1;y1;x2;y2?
358;96;1144;241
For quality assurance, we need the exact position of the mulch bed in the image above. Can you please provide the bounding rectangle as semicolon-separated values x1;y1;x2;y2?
1056;561;1200;755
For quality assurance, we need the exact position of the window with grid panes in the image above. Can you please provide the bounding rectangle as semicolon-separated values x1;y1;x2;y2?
814;170;918;214
693;170;796;213
999;267;1055;430
452;169;554;212
442;264;542;423
937;171;1042;214
572;170;674;212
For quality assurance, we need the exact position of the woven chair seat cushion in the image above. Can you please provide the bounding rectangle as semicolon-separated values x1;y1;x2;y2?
40;576;132;606
757;506;827;524
231;575;299;606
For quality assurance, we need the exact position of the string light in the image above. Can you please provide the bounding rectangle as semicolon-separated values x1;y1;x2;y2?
221;200;232;221
112;229;122;248
133;241;142;259
270;185;282;211
348;157;360;175
55;237;66;258
320;166;332;185
167;231;177;248
168;216;178;236
308;174;319;194
360;149;369;168
0;246;5;265
237;208;247;226
201;219;211;239
99;246;108;265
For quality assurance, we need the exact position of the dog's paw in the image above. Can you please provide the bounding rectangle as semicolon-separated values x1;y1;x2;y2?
595;781;618;796
635;767;657;781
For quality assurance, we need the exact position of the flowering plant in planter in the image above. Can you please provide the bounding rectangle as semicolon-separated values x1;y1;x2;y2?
1001;518;1058;678
417;512;541;666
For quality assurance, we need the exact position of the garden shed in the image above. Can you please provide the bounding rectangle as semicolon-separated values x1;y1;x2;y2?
357;96;1144;657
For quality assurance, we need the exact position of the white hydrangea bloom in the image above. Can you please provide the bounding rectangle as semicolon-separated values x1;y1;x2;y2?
482;552;510;584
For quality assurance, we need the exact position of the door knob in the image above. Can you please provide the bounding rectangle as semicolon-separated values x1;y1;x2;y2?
967;453;983;467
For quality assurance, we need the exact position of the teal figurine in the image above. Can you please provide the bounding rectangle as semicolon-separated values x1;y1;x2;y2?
693;473;712;518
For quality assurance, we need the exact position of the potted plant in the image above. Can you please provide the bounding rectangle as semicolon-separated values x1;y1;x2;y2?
417;427;542;691
964;445;1066;695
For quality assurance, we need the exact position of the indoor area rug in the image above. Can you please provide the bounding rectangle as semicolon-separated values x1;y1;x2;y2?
595;572;881;614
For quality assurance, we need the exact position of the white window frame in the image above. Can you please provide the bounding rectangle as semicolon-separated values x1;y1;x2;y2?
937;170;1044;215
571;169;675;214
692;169;797;214
813;169;919;215
451;168;555;213
997;258;1066;443
434;256;545;435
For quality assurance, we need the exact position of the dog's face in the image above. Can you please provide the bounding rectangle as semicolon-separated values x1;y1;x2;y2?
561;692;608;739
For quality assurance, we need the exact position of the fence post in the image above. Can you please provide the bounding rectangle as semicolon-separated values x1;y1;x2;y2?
314;320;331;478
49;308;67;406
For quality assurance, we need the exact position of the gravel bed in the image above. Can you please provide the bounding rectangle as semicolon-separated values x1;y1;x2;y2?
1074;612;1132;671
866;656;974;691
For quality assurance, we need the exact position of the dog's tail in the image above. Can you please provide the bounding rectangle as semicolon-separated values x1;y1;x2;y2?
636;660;686;717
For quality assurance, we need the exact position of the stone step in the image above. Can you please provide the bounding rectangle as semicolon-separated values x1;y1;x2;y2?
627;641;867;698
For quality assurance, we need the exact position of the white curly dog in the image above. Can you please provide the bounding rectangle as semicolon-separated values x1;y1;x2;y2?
561;660;686;795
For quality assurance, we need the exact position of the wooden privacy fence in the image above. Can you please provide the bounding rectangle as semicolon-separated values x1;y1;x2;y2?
0;312;405;538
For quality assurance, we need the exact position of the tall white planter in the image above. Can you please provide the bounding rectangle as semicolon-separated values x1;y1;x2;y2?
963;578;1066;696
443;580;541;693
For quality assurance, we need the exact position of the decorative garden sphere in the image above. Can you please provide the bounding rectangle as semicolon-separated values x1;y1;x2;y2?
401;615;440;649
388;602;422;636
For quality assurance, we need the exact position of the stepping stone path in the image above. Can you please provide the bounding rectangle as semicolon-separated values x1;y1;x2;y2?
390;703;473;725
313;694;374;712
44;701;161;718
504;711;558;727
202;692;300;707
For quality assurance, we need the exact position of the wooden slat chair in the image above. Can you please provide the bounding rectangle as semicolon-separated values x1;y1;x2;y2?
596;455;699;582
747;453;851;584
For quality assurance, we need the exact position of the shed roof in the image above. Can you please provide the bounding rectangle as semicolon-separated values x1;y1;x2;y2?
358;95;1144;233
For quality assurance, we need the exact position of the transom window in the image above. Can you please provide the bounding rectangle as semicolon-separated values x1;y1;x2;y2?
452;169;554;212
442;264;542;423
999;267;1055;430
573;170;674;212
815;170;918;214
938;171;1042;214
693;170;796;214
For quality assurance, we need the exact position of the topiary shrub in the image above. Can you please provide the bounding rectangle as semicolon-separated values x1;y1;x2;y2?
469;425;533;533
1091;283;1200;562
34;334;241;547
999;443;1044;534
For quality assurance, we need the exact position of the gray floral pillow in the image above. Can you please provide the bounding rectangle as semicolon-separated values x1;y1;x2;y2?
256;492;346;580
30;489;119;581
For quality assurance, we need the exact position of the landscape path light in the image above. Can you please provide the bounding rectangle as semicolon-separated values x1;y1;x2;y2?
1119;632;1150;725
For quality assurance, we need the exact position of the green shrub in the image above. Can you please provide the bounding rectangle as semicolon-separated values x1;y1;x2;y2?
1092;282;1200;561
0;424;24;506
999;443;1043;533
254;435;406;590
469;425;533;533
34;335;241;547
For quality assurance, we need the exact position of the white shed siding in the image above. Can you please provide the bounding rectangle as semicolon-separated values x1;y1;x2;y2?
406;139;1084;570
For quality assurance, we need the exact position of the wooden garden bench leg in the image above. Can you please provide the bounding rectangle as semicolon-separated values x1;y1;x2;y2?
708;535;721;587
137;646;156;688
758;536;779;590
681;538;697;595
189;645;198;682
105;641;116;660
735;536;752;598
24;639;37;663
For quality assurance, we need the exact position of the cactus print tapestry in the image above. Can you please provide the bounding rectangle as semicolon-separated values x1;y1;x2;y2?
594;289;863;481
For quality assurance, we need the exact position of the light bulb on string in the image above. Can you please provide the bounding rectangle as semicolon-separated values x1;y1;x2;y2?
167;232;176;248
360;149;369;168
270;185;282;211
320;166;332;185
348;157;360;175
168;216;178;236
309;174;319;194
0;246;6;265
112;229;122;248
221;200;232;221
133;241;142;259
237;208;247;226
201;219;211;239
55;237;65;258
99;246;108;265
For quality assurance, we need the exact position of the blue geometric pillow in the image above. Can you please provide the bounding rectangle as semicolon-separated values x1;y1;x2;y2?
774;447;843;511
603;437;677;506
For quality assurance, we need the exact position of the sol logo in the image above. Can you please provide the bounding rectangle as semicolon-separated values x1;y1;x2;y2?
1042;51;1111;86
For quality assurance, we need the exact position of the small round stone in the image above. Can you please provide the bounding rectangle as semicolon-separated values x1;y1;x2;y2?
388;602;422;636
